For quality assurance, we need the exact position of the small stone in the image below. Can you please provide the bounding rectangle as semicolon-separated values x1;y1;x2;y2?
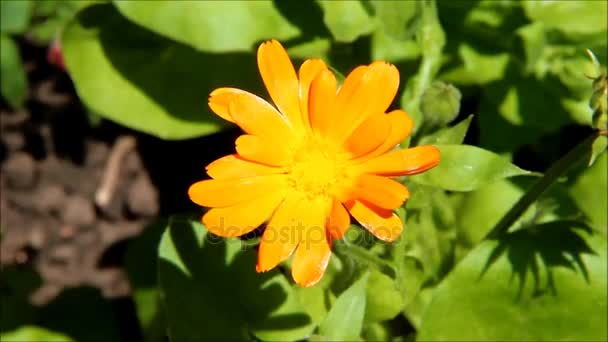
1;131;25;151
33;184;66;214
62;194;96;227
126;173;159;217
2;152;37;189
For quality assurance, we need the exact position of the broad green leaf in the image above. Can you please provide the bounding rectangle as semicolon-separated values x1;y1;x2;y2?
0;0;32;33
0;326;73;342
319;272;369;341
158;217;315;341
318;0;374;42
63;4;242;139
569;152;607;234
114;0;299;52
369;0;419;41
395;256;424;308
0;35;27;109
365;269;403;322
523;1;607;35
410;144;532;191
441;44;510;85
516;22;546;73
125;221;167;342
455;179;527;249
419;115;473;145
417;221;607;341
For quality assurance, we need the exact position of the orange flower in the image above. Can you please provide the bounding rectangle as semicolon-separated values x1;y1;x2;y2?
189;40;440;287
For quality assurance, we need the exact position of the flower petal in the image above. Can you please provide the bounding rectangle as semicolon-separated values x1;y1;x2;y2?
208;87;252;123
257;40;302;131
291;231;331;287
257;195;328;273
363;109;414;159
308;69;337;136
345;200;403;242
202;189;286;238
299;59;328;130
344;113;391;157
330;62;399;142
327;199;350;240
235;134;292;166
229;93;293;142
188;175;286;208
350;174;409;210
206;154;284;180
356;145;440;176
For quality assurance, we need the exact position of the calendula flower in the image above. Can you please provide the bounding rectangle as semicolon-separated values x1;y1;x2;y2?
189;40;440;287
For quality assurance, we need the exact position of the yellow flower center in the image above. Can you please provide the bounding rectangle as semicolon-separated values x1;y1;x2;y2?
286;136;354;199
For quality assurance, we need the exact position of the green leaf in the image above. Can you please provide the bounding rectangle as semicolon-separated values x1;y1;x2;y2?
369;0;419;41
523;1;607;35
62;3;246;139
365;269;403;322
417;221;607;341
0;326;73;342
569;152;607;234
395;256;424;308
516;22;546;73
0;0;32;34
158;217;315;341
319;272;369;341
410;144;532;191
125;221;167;342
419;115;473;145
0;35;27;109
318;0;374;42
589;135;607;167
114;0;299;53
440;43;510;86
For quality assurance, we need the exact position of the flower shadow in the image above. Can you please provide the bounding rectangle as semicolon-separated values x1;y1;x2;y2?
480;220;596;299
158;216;312;341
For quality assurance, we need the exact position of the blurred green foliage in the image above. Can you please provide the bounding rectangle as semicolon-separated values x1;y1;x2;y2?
2;0;607;341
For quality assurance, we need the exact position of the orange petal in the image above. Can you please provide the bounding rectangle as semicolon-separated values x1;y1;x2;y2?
291;231;331;287
309;69;337;136
327;199;350;240
330;62;399;142
257;195;328;273
344;113;391;157
257;40;302;131
208;88;252;123
235;134;292;166
298;59;328;130
345;200;403;242
229;93;293;142
202;189;286;238
349;174;409;210
206;154;284;180
188;175;286;208
356;145;440;176
362;109;414;160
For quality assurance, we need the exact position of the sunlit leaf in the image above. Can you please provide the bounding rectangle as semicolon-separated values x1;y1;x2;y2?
318;0;374;42
0;0;32;34
318;272;369;341
410;144;532;191
417;221;607;341
114;0;300;52
0;326;73;342
158;217;315;341
523;1;607;35
569;152;607;234
419;115;472;145
365;269;403;322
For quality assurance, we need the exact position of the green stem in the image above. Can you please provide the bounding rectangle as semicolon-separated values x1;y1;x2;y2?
336;242;396;278
485;132;599;240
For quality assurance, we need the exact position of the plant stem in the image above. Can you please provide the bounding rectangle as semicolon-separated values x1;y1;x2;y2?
485;131;600;240
336;242;396;278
